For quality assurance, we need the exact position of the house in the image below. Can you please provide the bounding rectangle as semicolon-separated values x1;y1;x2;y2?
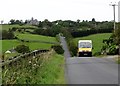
5;49;17;54
27;17;39;25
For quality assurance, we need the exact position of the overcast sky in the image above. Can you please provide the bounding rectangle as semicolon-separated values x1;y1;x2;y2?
0;0;119;23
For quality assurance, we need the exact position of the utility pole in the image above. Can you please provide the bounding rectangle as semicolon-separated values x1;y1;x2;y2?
109;2;117;31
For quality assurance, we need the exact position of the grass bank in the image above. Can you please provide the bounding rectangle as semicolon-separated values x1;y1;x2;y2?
37;53;65;84
2;50;65;84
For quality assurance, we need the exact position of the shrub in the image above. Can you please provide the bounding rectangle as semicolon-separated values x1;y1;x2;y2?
2;30;15;39
55;34;60;42
68;41;77;56
107;45;118;55
51;45;64;54
15;45;30;54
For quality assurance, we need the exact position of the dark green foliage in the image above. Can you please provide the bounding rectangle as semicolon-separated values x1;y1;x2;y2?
33;28;43;35
10;19;24;25
2;30;15;39
68;41;77;56
33;19;114;38
101;23;120;55
101;32;119;55
71;28;113;37
114;23;120;44
12;27;37;32
61;29;77;56
61;28;73;41
107;45;118;55
55;34;60;42
15;45;30;53
92;18;96;23
33;25;62;37
51;45;64;54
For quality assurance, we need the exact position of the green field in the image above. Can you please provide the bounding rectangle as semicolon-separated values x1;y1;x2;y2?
73;33;112;55
2;32;58;53
16;33;57;43
2;40;54;53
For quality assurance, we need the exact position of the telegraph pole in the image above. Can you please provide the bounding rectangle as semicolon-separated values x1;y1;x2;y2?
110;2;120;55
109;2;117;31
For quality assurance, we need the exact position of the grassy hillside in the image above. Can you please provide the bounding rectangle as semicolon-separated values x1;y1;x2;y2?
73;33;112;55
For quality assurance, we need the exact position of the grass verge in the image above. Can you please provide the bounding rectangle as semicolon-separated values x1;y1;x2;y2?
2;50;65;84
37;53;65;84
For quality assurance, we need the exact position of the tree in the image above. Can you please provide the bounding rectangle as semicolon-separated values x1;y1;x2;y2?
25;20;28;24
2;30;8;39
92;18;96;23
42;19;52;28
77;19;80;23
15;45;30;53
51;45;64;54
7;31;14;39
38;21;43;27
10;19;15;24
2;30;14;39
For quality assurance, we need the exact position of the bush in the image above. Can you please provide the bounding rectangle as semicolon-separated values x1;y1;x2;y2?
107;45;118;55
55;34;60;42
15;45;30;54
51;45;64;54
68;41;77;56
2;30;15;39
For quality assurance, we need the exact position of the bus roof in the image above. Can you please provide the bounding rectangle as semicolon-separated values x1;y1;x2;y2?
78;40;92;43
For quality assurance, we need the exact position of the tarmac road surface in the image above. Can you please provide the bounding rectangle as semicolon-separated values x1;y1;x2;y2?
60;36;119;85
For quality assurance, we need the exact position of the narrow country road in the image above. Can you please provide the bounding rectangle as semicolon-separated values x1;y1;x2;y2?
60;36;119;85
60;36;71;58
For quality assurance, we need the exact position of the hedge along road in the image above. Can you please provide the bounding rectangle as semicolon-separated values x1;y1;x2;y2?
60;36;118;85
